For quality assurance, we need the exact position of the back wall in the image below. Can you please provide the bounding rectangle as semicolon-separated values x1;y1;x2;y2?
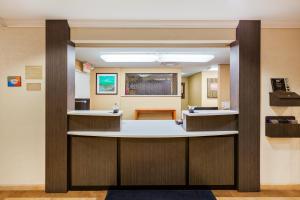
90;67;182;120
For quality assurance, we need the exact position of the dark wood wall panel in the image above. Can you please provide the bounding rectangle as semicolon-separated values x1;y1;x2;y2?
68;115;121;131
183;115;238;131
71;136;117;186
231;20;261;192
46;20;74;193
120;138;186;185
189;136;235;186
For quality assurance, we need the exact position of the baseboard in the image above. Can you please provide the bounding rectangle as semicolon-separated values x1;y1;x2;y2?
261;185;300;190
0;184;45;191
1;184;299;191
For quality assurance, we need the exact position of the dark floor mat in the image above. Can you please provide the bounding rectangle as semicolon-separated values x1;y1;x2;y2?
105;189;216;200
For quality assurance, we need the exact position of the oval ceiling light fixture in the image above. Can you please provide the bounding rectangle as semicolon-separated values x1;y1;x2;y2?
159;54;214;63
100;54;158;62
208;66;219;71
100;53;214;63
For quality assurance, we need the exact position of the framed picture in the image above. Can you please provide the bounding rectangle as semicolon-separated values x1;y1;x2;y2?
96;73;118;95
7;76;22;87
207;78;218;98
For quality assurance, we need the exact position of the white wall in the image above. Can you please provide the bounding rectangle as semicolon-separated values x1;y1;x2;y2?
261;29;300;185
75;71;90;99
0;28;45;185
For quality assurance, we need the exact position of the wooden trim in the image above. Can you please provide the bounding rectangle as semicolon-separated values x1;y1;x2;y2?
261;185;300;190
1;184;299;191
0;185;45;191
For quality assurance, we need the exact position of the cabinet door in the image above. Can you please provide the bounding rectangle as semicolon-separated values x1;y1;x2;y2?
120;138;186;185
189;136;235;185
71;136;117;186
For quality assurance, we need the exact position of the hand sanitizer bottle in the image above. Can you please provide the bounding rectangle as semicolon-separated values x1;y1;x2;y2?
113;103;119;113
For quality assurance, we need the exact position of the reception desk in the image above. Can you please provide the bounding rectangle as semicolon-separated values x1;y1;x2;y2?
67;110;238;189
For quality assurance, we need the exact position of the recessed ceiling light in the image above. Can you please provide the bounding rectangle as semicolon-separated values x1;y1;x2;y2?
100;53;214;63
208;66;218;71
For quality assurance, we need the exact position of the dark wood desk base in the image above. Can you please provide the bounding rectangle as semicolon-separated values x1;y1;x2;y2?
69;135;236;189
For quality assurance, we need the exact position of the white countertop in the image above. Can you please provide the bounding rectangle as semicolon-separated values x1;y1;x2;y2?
182;110;238;117
67;110;123;117
68;120;238;138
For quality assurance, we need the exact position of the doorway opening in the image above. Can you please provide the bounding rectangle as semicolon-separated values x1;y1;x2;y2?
74;46;231;120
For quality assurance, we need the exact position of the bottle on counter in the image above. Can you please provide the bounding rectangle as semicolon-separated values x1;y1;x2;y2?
188;105;194;113
113;103;119;113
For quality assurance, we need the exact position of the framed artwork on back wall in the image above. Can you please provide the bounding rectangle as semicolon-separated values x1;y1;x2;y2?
207;78;218;98
96;73;118;95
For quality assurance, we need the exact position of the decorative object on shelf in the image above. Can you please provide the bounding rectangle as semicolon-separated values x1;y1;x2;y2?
207;78;218;98
96;73;118;95
269;78;300;106
271;78;290;92
265;116;300;138
7;76;21;87
181;82;185;99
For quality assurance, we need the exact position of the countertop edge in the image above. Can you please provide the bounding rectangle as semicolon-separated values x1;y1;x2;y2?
67;131;238;138
67;110;123;117
182;110;239;116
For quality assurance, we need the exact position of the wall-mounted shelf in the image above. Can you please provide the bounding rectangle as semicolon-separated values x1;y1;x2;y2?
266;116;300;138
269;92;300;106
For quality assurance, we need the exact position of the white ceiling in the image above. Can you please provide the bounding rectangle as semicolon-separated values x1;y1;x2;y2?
0;0;300;27
76;47;230;76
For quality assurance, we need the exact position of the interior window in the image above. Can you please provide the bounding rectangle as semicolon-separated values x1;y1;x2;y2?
125;73;178;96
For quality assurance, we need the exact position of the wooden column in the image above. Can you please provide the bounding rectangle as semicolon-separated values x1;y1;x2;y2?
46;20;75;193
230;20;261;192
